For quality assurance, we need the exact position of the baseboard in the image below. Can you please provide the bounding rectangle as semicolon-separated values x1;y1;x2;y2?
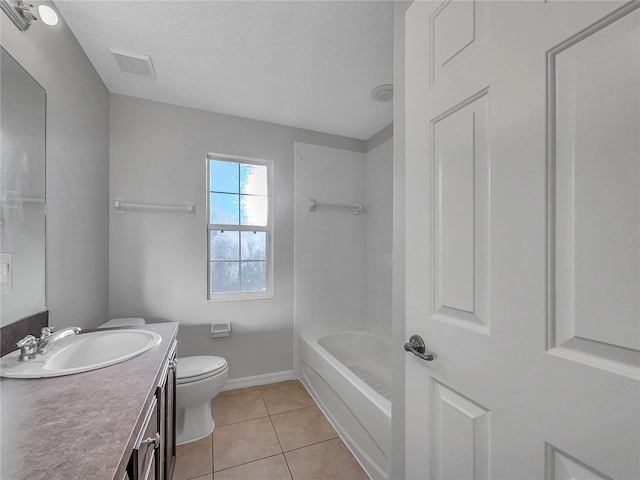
223;370;295;390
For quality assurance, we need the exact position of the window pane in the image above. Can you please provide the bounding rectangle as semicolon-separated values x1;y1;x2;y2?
210;262;239;293
240;195;268;226
240;164;268;195
210;193;239;225
241;261;266;292
210;230;239;261
241;231;266;260
210;159;238;193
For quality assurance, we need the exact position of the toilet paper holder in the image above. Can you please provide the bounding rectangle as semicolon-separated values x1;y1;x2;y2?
211;322;232;338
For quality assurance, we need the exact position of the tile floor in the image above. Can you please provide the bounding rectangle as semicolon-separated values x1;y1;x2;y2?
173;380;370;480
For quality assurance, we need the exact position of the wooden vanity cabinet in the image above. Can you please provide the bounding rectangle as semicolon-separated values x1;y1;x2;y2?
128;340;177;480
157;341;177;480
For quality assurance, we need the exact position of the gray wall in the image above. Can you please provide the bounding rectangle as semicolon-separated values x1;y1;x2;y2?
1;2;110;329
109;94;365;380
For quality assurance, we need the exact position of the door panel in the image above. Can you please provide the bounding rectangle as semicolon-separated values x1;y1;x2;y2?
548;4;640;377
431;380;490;480
430;0;489;85
405;1;640;479
433;90;490;333
546;445;612;480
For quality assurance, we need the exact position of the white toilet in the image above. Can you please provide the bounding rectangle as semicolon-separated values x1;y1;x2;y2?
176;355;228;444
100;318;229;445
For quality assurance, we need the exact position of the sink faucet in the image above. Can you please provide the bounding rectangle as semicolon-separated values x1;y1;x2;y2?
17;327;81;361
36;327;82;355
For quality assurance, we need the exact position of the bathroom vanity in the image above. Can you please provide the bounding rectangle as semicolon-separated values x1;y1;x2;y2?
0;322;178;480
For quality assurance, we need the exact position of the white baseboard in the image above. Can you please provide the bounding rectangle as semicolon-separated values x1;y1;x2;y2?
223;370;295;390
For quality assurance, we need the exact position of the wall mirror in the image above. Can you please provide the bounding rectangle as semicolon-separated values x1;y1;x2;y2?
0;47;47;326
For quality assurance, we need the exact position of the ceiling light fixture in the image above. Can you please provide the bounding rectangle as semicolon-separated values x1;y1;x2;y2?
37;4;58;26
0;0;59;31
371;84;393;102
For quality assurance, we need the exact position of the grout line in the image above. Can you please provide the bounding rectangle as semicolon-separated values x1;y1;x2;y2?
211;417;215;479
269;404;317;419
282;450;295;480
202;380;356;479
264;401;317;417
268;412;286;454
214;412;270;428
281;437;340;455
213;453;285;475
215;412;270;428
271;414;296;480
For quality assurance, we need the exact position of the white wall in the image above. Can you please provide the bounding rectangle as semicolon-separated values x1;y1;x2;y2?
293;137;393;377
294;138;393;340
294;142;367;338
109;95;364;380
365;138;393;337
1;2;110;329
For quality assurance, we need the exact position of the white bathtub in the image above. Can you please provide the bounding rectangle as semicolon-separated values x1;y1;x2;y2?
299;330;391;480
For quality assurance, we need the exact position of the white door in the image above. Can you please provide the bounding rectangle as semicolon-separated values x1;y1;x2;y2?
404;1;640;479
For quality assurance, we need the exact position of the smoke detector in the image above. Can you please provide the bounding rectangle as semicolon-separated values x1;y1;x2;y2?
108;47;156;79
371;84;393;102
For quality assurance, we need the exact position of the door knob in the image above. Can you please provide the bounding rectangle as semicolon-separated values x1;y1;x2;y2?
404;335;435;361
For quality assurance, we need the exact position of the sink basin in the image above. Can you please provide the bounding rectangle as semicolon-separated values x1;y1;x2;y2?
0;329;162;378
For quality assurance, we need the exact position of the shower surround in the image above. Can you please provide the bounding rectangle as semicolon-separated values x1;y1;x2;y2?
294;139;393;479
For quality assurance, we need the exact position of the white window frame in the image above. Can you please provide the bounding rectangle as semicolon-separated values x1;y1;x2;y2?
207;153;274;301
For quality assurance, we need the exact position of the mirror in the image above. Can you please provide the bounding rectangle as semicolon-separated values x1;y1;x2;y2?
0;47;46;326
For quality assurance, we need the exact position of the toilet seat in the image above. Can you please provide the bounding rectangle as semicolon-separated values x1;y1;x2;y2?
177;356;228;385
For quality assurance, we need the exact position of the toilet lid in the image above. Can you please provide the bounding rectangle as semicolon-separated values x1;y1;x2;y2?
99;317;146;328
177;356;227;384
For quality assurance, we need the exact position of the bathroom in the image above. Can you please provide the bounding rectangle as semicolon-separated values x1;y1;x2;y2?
1;1;638;480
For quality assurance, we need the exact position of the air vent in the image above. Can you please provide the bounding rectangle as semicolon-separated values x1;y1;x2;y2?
108;47;156;79
370;84;393;102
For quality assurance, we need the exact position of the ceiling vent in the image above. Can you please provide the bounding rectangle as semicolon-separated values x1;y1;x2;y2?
108;47;156;79
370;84;393;102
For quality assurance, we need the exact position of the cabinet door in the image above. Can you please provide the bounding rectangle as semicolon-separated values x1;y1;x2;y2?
155;340;177;480
165;343;177;480
130;397;159;480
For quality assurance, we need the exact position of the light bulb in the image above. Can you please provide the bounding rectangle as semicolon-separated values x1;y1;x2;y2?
37;4;58;26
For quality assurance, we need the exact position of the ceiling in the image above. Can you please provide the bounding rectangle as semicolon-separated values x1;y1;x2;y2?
55;1;393;140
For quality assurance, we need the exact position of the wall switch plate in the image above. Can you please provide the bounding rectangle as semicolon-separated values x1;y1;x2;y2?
0;252;13;294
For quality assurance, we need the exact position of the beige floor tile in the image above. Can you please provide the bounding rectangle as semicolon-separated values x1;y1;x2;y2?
173;434;213;480
191;475;213;480
213;390;268;426
214;454;292;480
257;380;302;390
213;417;282;471
271;406;338;452
285;438;369;480
261;384;315;415
216;386;261;398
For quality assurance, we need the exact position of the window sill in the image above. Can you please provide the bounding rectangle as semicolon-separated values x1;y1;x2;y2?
208;291;274;302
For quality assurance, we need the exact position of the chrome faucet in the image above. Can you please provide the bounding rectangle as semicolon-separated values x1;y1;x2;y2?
36;327;81;355
16;335;39;361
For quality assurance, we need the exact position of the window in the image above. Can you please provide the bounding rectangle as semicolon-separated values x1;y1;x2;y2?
207;155;272;300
